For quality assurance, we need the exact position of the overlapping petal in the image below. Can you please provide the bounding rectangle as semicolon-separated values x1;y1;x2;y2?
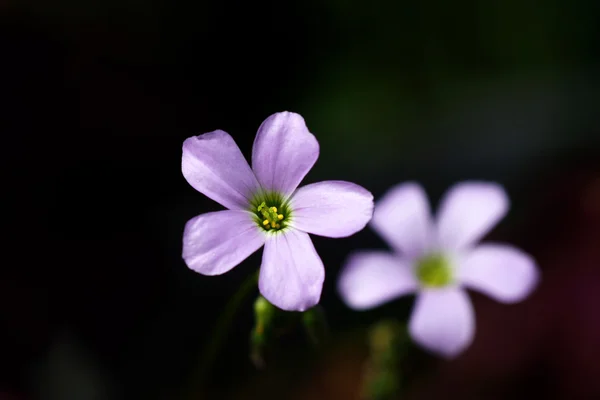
338;251;417;310
371;182;433;259
436;182;509;250
252;112;319;198
409;288;475;358
182;210;265;275
182;130;260;210
289;181;373;238
259;229;324;311
459;243;539;303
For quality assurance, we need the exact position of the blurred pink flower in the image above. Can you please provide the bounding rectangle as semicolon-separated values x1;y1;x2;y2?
338;182;540;358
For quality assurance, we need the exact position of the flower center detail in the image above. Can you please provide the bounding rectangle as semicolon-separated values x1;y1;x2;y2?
258;202;284;229
250;191;292;232
415;253;454;288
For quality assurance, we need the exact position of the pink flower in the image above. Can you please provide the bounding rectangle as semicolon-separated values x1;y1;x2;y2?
182;112;373;311
338;182;540;357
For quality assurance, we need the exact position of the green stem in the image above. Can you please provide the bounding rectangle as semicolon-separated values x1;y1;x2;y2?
362;320;410;400
185;270;259;399
302;305;330;348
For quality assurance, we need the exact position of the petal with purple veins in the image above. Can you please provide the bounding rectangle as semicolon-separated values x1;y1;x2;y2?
289;180;374;238
252;112;319;198
182;130;260;210
259;229;324;312
183;210;265;275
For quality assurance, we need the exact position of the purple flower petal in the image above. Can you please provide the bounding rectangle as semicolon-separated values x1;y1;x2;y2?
182;130;260;210
252;112;319;197
338;251;417;310
289;181;374;238
258;229;324;311
409;288;475;358
459;243;539;303
436;182;509;250
371;182;433;259
182;210;265;275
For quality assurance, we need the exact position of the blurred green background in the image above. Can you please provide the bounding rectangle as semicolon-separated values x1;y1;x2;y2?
1;0;600;399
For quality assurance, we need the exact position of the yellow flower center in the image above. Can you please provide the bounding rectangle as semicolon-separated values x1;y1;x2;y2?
250;191;291;232
258;202;285;230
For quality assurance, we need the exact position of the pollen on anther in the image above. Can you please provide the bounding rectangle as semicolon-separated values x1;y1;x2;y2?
263;220;269;226
270;207;277;212
277;214;283;220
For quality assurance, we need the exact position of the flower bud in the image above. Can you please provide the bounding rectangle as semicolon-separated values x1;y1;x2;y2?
249;296;277;368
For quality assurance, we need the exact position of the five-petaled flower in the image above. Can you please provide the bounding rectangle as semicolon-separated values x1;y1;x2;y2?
338;182;540;357
182;112;374;311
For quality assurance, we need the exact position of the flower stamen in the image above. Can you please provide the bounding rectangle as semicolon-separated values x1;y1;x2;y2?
258;202;285;230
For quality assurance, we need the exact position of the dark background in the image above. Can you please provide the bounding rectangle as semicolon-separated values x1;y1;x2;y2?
1;1;600;399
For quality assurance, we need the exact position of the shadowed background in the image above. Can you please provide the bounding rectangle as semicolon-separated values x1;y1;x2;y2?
1;0;599;399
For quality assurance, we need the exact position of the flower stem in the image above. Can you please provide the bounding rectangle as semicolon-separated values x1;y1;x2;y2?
185;270;259;400
361;320;411;400
302;305;330;348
